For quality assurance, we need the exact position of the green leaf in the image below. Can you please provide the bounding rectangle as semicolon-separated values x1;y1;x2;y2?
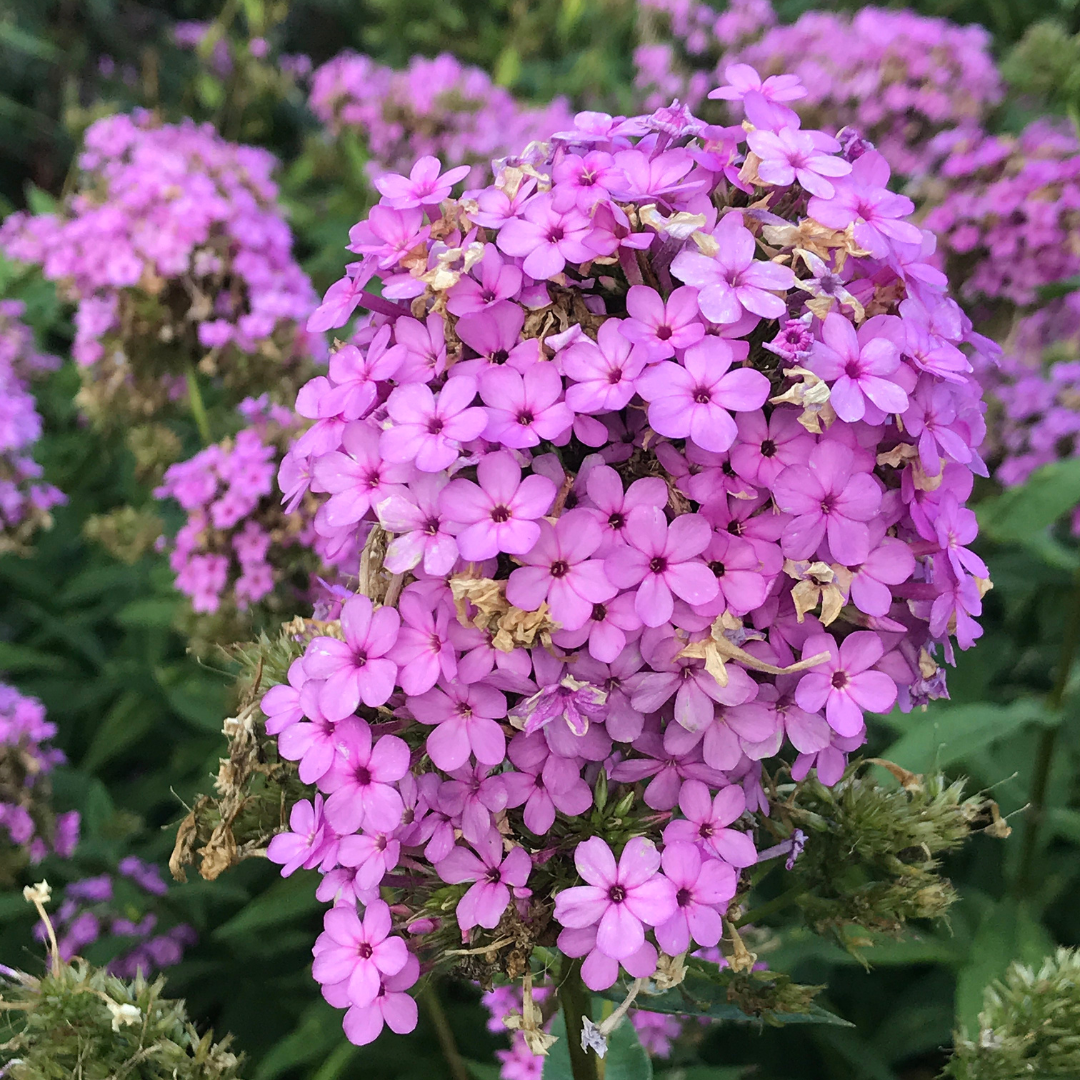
464;1061;503;1080
0;641;71;674
541;1013;572;1080
114;597;179;629
605;1018;652;1080
154;663;227;730
255;999;350;1080
212;872;322;941
882;699;1052;773
80;690;155;772
977;458;1080;542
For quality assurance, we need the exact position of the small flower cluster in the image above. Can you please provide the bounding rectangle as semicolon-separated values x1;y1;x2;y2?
267;71;988;1048
37;859;196;978
155;396;341;620
923;120;1080;306
0;681;79;876
309;52;574;188
0;111;322;424
636;3;1002;178
0;300;65;553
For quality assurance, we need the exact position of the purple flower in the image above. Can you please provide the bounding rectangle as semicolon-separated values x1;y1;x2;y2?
618;286;705;361
378;472;460;576
654;841;736;955
407;680;507;772
560;320;646;415
709;64;807;104
730;406;815;490
373;156;471;209
312;900;409;1007
496;193;612;280
480;364;574;449
389;585;457;696
504;733;593;833
341;953;420;1046
439;451;557;561
746;127;851;198
446;246;523;316
381;377;488;472
436;832;532;931
671;211;795;324
553;837;677;960
303;594;401;719
267;796;336;876
636;338;770;452
454;301;538;377
795;631;897;737
662;780;757;867
506;510;616;631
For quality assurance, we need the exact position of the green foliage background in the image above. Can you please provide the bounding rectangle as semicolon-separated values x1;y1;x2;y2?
1;0;1080;1078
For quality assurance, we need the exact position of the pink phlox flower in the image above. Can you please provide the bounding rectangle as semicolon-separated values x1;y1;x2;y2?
700;530;772;617
849;531;916;617
654;841;737;955
670;211;795;324
791;730;864;787
479;364;574;449
381;375;488;472
388;584;457;696
573;648;647;743
348;205;430;270
438;765;510;845
556;923;658;992
904;379;974;476
377;472;460;577
260;657;306;735
808;151;922;258
772;438;883;566
606;505;718;628
730;406;815;489
662;779;757;867
454;300;539;377
636;338;770;452
618;285;706;361
506;509;617;632
933;492;989;581
436;831;532;932
439;450;557;561
504;732;593;834
795;631;897;737
554;837;677;961
551;590;642;663
929;557;984;650
709;64;807;104
337;830;401;892
317;718;411;834
446;245;523;316
340;952;420;1047
580;462;668;557
303;593;401;719
469;177;538;229
311;899;409;1008
609;148;705;202
313;420;412;531
307;269;374;333
508;670;608;740
804;312;909;423
610;729;725;810
392;313;448;384
324;327;405;420
277;696;338;785
792;250;864;318
407;678;507;772
373;156;471;209
746;127;851;198
560;319;647;415
551;151;625;212
415;774;457;864
496;193;614;280
267;795;337;876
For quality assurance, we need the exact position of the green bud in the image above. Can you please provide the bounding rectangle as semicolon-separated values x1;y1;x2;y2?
593;768;608;813
612;790;635;819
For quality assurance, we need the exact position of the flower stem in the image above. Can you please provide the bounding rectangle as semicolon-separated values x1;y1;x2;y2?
558;956;599;1080
734;882;809;928
185;364;212;446
419;980;471;1080
1016;569;1080;894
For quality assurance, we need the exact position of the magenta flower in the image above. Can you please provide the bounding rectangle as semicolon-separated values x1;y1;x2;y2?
324;327;405;420
278;706;338;785
551;150;624;212
662;780;757;868
377;472;459;577
654;841;736;955
338;830;401;891
260;658;306;734
496;193;612;280
636;339;770;453
504;733;593;834
745;127;851;199
436;831;532;931
446;246;523;316
407;680;507;772
438;766;510;846
307;272;370;333
605;506;718;627
439;451;557;561
506;510;616;631
393;313;448;383
380;376;488;472
618;285;705;361
551;591;642;663
553;836;677;960
795;631;898;737
772;440;883;566
312;900;409;1007
934;492;989;581
581;463;668;556
267;796;335;877
303;594;401;719
805;313;909;422
480;364;573;449
610;731;727;810
313;420;412;530
904;380;975;477
318;718;411;834
373;156;471;209
341;954;419;1046
454;301;539;377
709;64;807;104
560;319;646;415
850;535;916;617
730;406;815;489
388;585;457;696
671;212;795;324
557;924;659;992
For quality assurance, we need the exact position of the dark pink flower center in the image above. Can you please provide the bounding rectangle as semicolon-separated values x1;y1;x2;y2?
357;942;374;959
608;367;624;384
693;386;712;404
649;556;668;574
820;495;836;515
831;670;849;690
486;866;503;883
490;349;509;364
591;603;608;622
676;887;693;907
844;359;863;379
760;439;777;457
517;411;534;426
550;560;570;579
608;884;626;903
424;516;441;535
656;324;673;341
727;520;742;536
491;505;511;523
698;822;714;839
710;561;726;577
608;511;625;529
427;417;445;434
353;649;368;668
354;765;372;786
547;226;565;243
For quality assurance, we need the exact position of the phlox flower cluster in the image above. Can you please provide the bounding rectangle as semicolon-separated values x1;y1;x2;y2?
155;396;347;618
0;111;322;423
308;52;574;188
635;3;1002;178
34;858;196;978
266;69;987;1049
923;121;1080;306
0;681;79;868
0;300;65;553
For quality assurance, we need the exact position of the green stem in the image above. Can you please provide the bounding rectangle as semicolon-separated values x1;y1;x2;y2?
420;981;471;1080
558;956;599;1080
734;883;809;928
1016;570;1080;893
185;364;212;446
